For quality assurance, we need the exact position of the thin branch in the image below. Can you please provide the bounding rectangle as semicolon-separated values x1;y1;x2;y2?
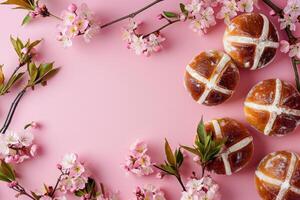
12;183;36;200
143;19;181;38
50;173;64;197
1;88;27;134
100;0;164;29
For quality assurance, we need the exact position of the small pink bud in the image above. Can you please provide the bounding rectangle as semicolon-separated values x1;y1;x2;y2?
5;156;13;163
29;12;36;18
84;194;91;198
157;14;164;20
156;172;165;179
269;9;276;16
30;121;39;128
35;7;42;14
56;164;62;170
8;181;18;188
68;3;77;12
13;155;20;161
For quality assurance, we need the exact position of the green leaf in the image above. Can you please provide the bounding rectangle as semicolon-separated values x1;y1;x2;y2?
163;11;178;18
175;149;184;167
1;72;24;94
10;36;21;56
179;3;188;17
1;0;34;10
28;62;38;82
180;145;199;155
21;13;31;25
197;117;206;144
27;39;41;51
0;161;15;181
164;139;176;166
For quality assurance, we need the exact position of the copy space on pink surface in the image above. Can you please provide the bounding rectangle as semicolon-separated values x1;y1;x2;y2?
0;0;299;199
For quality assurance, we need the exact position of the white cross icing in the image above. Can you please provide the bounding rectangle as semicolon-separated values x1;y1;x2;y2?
186;53;233;104
224;14;279;70
211;120;253;175
255;152;300;199
244;79;300;135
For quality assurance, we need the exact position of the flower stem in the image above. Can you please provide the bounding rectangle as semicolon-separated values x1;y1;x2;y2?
50;173;64;197
100;0;164;29
49;13;63;21
262;0;300;92
11;183;36;200
176;175;187;192
143;19;181;37
0;88;27;134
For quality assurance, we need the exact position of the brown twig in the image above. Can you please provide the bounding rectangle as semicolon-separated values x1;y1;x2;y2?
100;0;164;29
143;19;181;38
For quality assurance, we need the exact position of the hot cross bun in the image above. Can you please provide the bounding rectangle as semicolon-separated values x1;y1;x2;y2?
184;50;239;106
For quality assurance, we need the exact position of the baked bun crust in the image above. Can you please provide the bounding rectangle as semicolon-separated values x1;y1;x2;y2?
204;118;253;175
223;13;279;70
244;79;300;136
184;50;239;106
255;151;300;200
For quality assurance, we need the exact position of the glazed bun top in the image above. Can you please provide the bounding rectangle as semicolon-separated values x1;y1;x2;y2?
184;50;239;106
244;79;300;136
223;13;279;70
255;151;300;200
204;118;253;175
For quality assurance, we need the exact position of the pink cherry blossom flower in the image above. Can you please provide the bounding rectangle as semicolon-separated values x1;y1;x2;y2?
284;0;300;18
237;0;254;12
196;6;216;33
289;42;300;58
146;34;166;53
58;3;99;47
134;185;166;200
279;14;297;31
61;11;76;25
181;176;221;200
217;0;238;24
129;35;148;55
59;154;89;193
61;153;77;170
185;0;203;16
123;140;154;176
0;130;37;164
74;18;89;33
68;3;77;12
83;25;100;43
280;40;290;53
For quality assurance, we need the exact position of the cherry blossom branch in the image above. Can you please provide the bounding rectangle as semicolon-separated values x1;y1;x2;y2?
49;172;64;197
143;19;181;38
262;0;300;91
0;88;27;134
100;0;164;29
10;182;36;200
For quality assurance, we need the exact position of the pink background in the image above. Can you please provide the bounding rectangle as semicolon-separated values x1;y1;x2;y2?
0;0;299;199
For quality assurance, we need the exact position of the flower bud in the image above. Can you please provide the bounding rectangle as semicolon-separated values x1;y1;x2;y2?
157;14;164;20
68;3;77;12
56;164;62;170
21;47;28;54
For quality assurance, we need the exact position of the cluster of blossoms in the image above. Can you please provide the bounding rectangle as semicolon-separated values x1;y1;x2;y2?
280;40;300;59
123;140;154;176
122;19;166;56
184;0;254;34
0;130;37;163
134;185;166;200
278;0;300;31
181;176;221;200
57;153;89;193
57;3;100;48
